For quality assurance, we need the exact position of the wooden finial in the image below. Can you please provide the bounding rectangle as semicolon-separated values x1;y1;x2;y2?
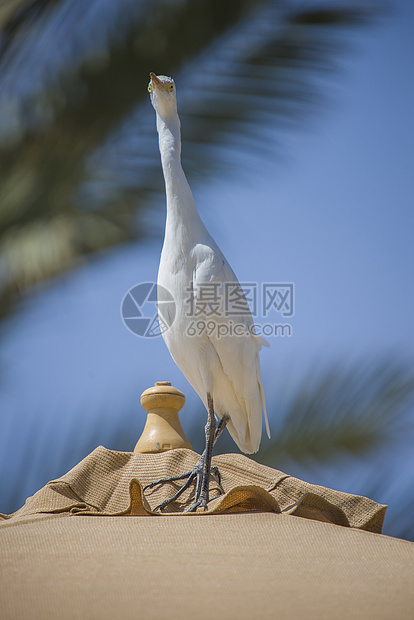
134;381;193;453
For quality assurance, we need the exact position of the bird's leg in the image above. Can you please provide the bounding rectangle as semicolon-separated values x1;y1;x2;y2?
143;397;229;513
190;393;216;510
202;411;230;491
181;409;229;505
214;412;230;443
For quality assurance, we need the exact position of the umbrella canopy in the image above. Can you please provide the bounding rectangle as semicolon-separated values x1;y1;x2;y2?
2;445;413;619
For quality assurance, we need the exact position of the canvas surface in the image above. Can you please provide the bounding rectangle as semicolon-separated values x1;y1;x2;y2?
3;447;412;620
1;446;387;532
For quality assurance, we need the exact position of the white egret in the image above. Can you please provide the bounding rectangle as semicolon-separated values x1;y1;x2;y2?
147;72;270;511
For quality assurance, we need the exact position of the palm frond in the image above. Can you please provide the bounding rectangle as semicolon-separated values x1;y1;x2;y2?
0;0;379;315
214;358;414;541
259;359;414;465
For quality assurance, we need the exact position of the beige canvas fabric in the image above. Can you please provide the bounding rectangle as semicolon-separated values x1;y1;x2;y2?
1;512;414;619
2;447;413;619
0;447;414;620
1;446;387;532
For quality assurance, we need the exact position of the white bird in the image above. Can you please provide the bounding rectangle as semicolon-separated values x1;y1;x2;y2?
147;72;270;511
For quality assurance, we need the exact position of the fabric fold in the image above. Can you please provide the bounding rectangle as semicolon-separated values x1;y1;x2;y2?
0;446;387;533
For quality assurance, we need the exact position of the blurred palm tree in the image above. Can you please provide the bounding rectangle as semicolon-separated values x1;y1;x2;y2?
209;358;414;540
0;0;376;315
3;0;413;544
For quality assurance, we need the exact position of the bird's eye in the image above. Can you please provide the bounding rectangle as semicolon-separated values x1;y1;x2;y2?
168;83;174;92
148;84;153;93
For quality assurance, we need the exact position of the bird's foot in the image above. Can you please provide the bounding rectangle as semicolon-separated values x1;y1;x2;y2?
144;399;228;512
144;457;222;512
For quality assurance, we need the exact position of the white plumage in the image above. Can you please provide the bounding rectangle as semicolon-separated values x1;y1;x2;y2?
148;72;270;508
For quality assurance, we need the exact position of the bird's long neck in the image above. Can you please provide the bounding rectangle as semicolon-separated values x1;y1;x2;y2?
157;113;205;239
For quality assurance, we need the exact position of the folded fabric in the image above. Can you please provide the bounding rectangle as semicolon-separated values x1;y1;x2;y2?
1;446;386;533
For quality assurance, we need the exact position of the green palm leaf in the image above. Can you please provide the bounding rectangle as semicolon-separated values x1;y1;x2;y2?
259;360;414;465
0;0;378;315
212;358;414;540
210;359;414;465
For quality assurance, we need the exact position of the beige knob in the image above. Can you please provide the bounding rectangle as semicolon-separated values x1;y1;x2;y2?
134;381;193;453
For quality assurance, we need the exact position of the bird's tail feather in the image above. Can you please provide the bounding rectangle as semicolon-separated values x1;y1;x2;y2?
259;380;271;439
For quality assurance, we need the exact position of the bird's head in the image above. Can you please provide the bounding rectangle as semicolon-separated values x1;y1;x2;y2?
148;73;177;121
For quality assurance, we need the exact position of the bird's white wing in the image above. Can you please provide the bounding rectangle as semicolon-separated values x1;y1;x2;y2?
191;244;270;453
192;243;269;346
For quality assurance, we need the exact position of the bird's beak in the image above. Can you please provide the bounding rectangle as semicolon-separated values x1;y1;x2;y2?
150;72;162;88
149;72;163;90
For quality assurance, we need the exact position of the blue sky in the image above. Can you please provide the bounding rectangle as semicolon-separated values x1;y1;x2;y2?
1;0;413;515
